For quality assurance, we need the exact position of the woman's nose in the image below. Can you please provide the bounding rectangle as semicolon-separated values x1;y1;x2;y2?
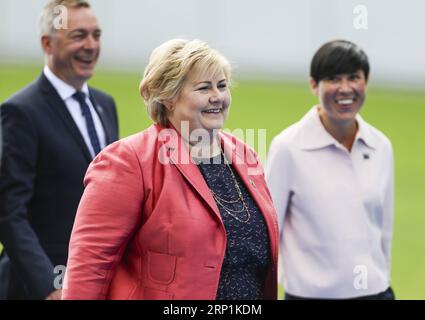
209;88;224;104
338;78;352;93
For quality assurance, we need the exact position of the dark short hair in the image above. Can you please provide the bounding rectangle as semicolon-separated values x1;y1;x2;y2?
310;40;370;83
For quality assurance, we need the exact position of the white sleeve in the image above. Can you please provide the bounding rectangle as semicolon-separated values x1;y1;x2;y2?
382;143;394;281
265;137;292;240
266;137;293;291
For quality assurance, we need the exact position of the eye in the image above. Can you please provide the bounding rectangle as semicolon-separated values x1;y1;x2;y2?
70;31;86;41
92;31;101;41
72;34;84;40
349;74;360;81
325;75;338;82
197;86;209;91
218;83;227;89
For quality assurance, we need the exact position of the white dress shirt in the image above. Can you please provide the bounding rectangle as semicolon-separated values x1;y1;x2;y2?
266;106;394;298
43;66;106;158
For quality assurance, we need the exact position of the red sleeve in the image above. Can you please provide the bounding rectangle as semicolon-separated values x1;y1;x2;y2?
62;139;144;299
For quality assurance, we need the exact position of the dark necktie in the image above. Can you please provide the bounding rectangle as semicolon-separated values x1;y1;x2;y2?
72;91;101;156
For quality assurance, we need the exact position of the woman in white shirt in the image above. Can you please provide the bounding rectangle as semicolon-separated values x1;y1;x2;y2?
266;40;395;299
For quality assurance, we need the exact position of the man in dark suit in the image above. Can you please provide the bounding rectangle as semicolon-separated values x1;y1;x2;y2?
0;0;119;299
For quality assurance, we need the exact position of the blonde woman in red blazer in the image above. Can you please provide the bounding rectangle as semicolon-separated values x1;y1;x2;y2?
63;39;278;300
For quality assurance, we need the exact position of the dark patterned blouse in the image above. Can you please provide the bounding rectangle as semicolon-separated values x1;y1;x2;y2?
195;152;271;300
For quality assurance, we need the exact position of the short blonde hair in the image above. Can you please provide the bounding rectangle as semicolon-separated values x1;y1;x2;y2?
40;0;91;36
139;39;232;127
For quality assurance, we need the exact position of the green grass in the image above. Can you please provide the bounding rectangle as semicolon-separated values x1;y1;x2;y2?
1;64;425;299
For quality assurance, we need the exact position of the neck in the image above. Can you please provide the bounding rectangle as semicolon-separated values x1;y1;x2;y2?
46;63;85;91
188;134;222;159
168;119;222;158
318;108;358;151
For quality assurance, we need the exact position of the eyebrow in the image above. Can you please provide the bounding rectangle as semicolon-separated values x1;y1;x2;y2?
68;28;102;35
194;79;227;85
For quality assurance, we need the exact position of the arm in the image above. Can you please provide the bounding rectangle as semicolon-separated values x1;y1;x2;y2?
62;139;144;299
0;103;56;299
382;144;394;281
265;138;292;235
265;138;292;290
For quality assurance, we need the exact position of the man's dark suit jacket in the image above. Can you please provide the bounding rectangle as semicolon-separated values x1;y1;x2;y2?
0;73;119;299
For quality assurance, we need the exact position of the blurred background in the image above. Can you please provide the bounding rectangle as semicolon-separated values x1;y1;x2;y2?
1;0;424;299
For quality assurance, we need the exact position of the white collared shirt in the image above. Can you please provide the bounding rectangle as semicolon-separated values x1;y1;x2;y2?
266;106;394;298
43;66;106;158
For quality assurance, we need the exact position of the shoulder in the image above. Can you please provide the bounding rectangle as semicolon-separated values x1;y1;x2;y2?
97;125;159;161
361;119;393;153
220;130;255;152
0;83;44;133
268;118;305;164
220;130;262;164
266;116;310;174
219;130;266;176
84;130;156;193
1;79;41;113
88;125;162;185
371;125;392;149
270;121;302;150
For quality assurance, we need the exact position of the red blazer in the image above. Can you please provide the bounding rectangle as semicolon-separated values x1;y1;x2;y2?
62;124;278;300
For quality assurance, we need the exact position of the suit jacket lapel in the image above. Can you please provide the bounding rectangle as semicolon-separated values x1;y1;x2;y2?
38;74;92;163
88;90;114;145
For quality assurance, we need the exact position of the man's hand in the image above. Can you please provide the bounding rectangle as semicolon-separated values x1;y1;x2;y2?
46;289;62;300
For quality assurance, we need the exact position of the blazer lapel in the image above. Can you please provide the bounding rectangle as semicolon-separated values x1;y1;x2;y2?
220;132;279;269
159;126;222;222
219;132;272;220
38;74;92;163
157;125;276;235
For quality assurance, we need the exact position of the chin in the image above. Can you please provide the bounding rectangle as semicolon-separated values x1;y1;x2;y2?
204;126;223;132
202;124;224;132
212;120;226;129
73;64;96;78
76;70;94;81
337;113;357;122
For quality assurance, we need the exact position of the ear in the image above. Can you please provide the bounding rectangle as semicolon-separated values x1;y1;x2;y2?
309;77;319;96
41;35;52;54
162;99;174;112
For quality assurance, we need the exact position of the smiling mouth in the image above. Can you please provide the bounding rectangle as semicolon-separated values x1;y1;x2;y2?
335;98;355;105
75;56;96;64
202;107;223;114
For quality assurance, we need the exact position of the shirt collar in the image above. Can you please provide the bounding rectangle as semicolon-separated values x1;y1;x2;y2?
355;113;378;149
43;65;89;101
297;106;377;150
